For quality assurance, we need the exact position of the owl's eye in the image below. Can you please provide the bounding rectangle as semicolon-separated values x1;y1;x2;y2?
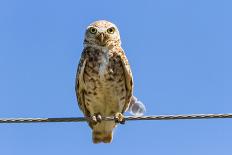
89;27;97;34
107;27;115;34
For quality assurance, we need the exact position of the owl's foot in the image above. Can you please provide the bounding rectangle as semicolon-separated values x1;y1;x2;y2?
114;112;125;124
96;114;102;122
90;114;102;125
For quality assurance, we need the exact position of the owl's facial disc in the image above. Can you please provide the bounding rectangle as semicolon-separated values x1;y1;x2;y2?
85;20;121;47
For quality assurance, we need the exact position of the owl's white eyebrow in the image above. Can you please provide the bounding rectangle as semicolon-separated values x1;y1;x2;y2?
87;26;106;33
97;28;106;32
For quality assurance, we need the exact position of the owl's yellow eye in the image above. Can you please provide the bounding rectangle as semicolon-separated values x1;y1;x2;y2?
89;27;97;34
107;27;115;34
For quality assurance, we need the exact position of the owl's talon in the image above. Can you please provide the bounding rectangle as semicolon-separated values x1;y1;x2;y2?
114;113;125;124
96;114;102;123
91;115;98;124
90;114;102;124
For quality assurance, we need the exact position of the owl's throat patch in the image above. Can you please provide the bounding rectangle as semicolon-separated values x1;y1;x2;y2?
99;48;109;79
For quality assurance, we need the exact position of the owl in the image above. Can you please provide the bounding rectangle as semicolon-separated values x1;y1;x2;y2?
75;20;134;143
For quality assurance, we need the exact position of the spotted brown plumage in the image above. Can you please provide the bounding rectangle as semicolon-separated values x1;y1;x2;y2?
75;20;133;143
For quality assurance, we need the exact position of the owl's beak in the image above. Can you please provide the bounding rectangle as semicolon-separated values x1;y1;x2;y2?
96;33;105;44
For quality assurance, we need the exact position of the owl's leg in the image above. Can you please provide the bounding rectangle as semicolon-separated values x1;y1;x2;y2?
114;112;125;124
90;113;102;124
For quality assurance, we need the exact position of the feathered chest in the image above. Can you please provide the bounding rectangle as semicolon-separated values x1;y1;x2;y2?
84;46;124;82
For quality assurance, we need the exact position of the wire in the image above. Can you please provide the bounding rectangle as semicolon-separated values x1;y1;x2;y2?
0;113;231;123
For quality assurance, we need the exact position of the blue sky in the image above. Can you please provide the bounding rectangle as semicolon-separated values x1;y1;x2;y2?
0;0;231;154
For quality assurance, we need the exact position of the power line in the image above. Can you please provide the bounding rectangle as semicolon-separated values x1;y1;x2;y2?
0;113;232;123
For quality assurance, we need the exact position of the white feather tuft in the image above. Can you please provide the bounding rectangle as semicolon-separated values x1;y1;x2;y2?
128;96;146;116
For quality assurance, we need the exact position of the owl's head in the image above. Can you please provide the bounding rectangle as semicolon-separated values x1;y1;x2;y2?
84;20;121;47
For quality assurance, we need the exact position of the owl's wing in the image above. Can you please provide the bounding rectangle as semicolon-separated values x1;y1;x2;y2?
75;49;90;117
119;50;134;113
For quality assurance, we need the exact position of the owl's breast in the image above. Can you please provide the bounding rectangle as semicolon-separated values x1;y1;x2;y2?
82;47;126;115
84;47;124;82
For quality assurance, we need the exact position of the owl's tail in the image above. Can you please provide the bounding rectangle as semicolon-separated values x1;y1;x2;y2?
92;130;113;144
92;121;115;144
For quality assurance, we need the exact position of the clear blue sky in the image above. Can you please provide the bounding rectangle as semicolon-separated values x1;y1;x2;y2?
0;0;231;154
